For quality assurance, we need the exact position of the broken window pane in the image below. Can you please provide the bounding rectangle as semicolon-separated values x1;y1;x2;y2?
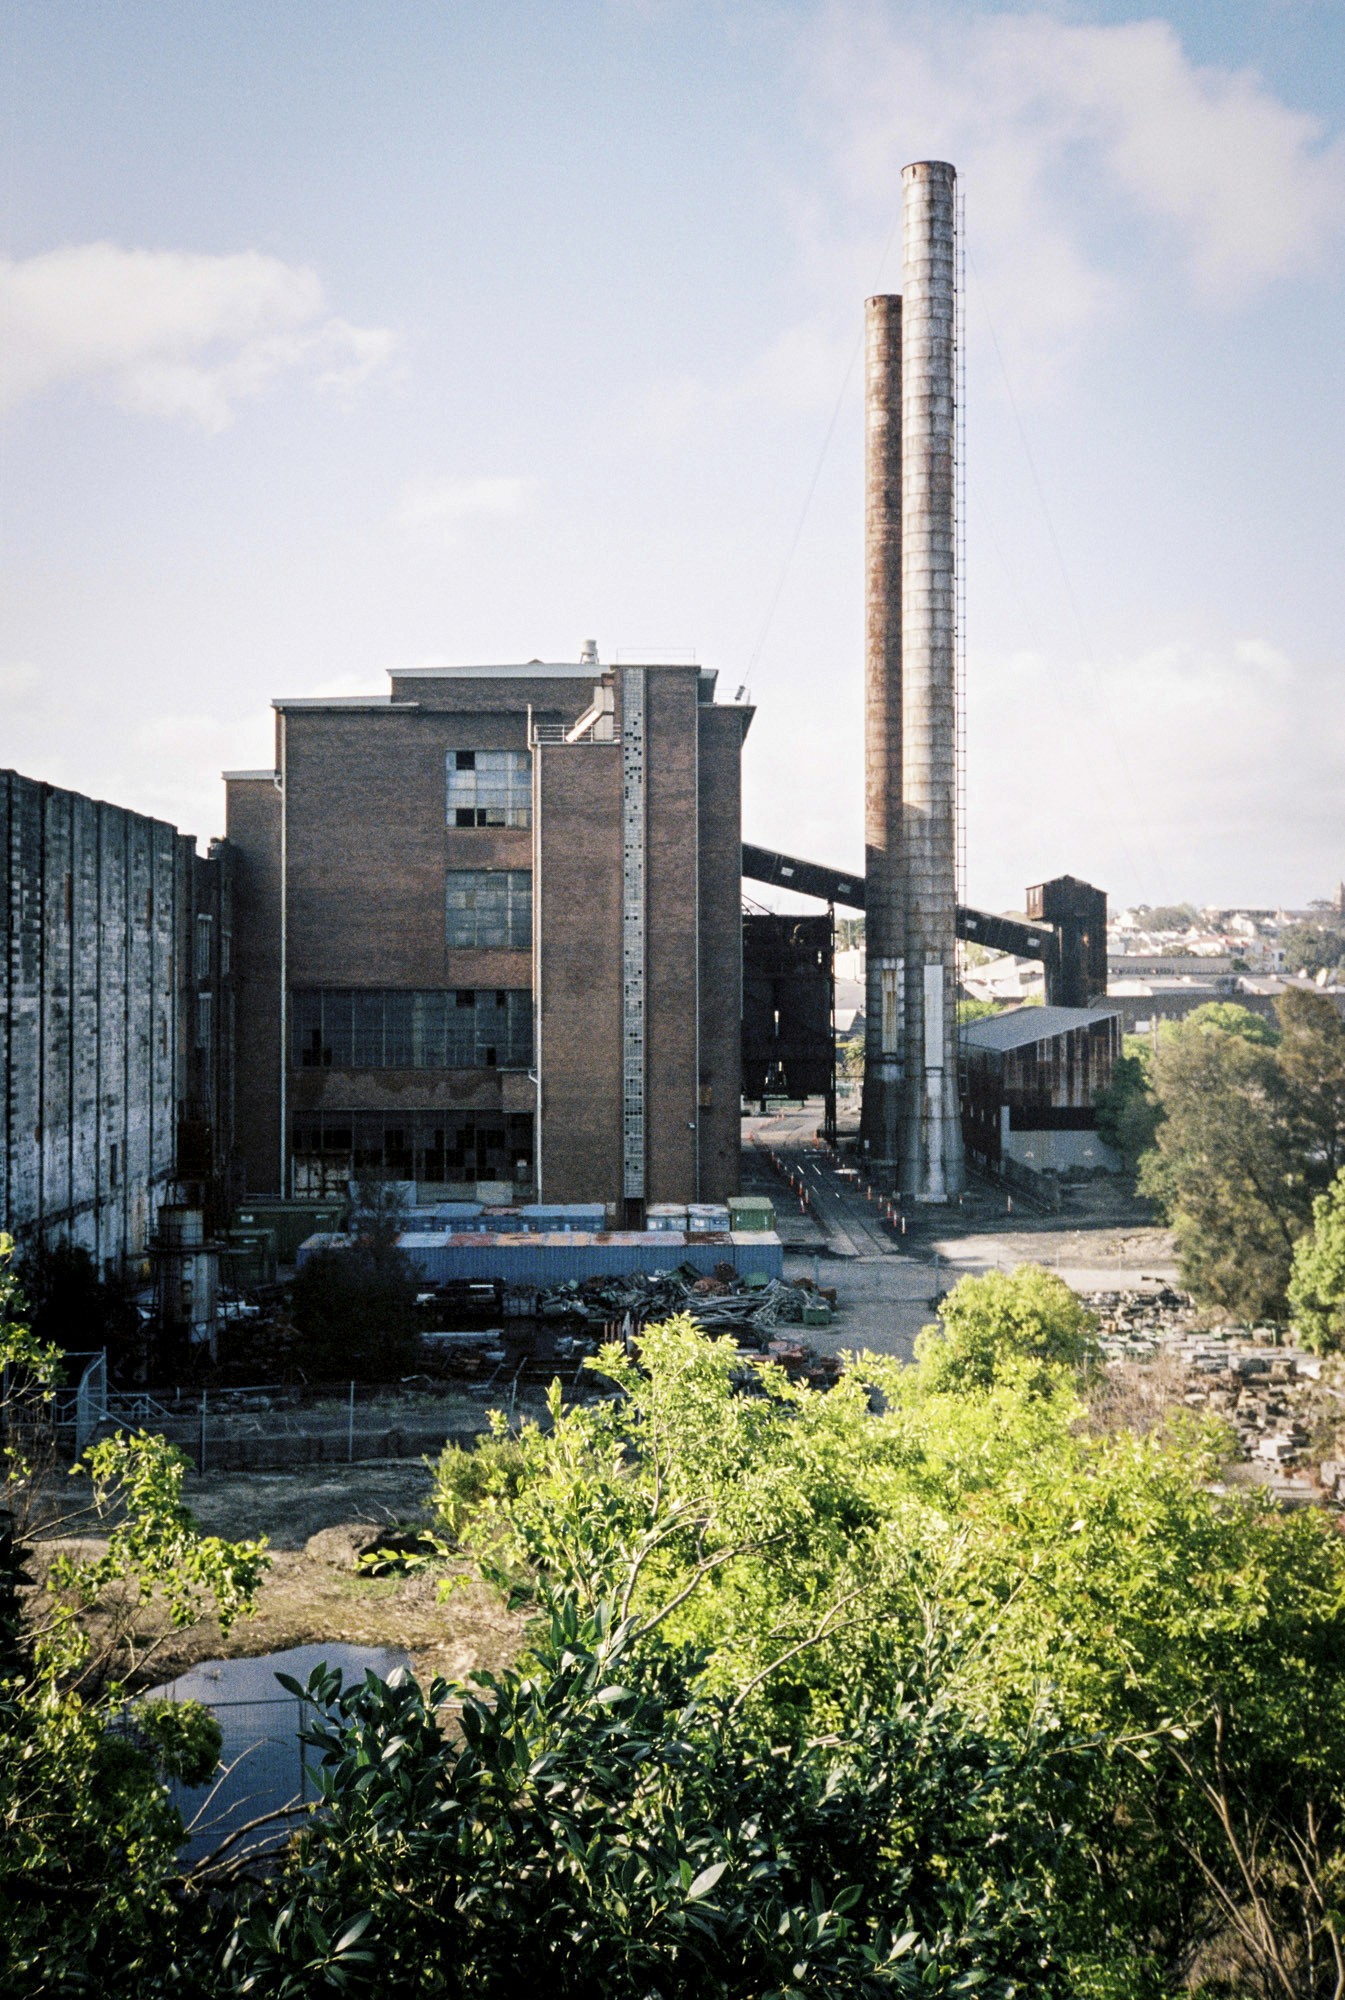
444;748;531;828
290;989;532;1071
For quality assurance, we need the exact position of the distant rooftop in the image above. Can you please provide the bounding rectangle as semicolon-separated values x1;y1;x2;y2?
391;661;597;680
962;1004;1119;1052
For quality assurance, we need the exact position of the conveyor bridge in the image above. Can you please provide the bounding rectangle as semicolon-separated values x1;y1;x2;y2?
741;843;1098;1008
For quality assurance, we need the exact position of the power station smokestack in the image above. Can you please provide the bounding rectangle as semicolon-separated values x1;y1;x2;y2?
860;293;903;1168
899;159;965;1201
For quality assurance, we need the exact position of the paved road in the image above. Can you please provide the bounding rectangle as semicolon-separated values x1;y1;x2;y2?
740;1106;1178;1362
744;1109;903;1258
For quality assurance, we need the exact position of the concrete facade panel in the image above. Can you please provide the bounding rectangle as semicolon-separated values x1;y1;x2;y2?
1;771;191;1270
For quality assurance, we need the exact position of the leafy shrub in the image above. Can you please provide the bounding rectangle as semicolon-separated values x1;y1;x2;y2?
429;1425;527;1541
1289;1168;1345;1353
914;1265;1098;1393
222;1596;1088;1998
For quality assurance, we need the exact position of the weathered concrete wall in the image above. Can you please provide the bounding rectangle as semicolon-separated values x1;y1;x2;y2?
0;771;189;1268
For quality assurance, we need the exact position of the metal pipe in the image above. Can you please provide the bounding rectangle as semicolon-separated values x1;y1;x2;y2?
860;292;904;1172
898;160;965;1201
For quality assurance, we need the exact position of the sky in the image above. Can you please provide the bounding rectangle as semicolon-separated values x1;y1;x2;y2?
2;0;1343;913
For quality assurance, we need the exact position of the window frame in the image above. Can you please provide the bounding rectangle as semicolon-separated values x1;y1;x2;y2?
445;748;532;829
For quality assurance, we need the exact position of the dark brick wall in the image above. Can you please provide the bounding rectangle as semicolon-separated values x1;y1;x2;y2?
697;705;746;1201
225;775;283;1195
534;741;623;1204
642;669;700;1205
226;668;748;1211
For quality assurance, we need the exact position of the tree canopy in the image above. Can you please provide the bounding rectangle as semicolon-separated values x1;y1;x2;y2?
1138;992;1345;1322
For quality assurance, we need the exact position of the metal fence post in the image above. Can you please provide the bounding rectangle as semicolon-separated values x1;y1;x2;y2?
199;1390;207;1474
347;1381;355;1464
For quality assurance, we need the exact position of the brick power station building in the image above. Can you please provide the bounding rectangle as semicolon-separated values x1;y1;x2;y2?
225;656;752;1218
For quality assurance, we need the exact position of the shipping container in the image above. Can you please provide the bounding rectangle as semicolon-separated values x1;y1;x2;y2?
222;1227;278;1288
729;1197;776;1231
379;1229;784;1287
236;1202;346;1264
294;1231;352;1270
645;1204;688;1233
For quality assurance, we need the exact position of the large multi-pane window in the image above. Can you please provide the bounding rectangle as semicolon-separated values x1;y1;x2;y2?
292;989;532;1070
446;749;531;828
445;870;532;950
291;1110;534;1189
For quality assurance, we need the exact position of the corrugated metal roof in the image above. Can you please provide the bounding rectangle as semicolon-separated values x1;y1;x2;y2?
961;1005;1120;1052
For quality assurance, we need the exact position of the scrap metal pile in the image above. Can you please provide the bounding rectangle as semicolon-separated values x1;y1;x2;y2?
525;1263;835;1342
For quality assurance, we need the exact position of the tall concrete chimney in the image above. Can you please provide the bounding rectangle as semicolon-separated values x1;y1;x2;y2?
860;293;904;1168
899;160;964;1200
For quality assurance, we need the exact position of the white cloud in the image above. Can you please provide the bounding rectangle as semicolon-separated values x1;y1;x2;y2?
804;8;1345;382
398;474;536;540
0;243;395;430
965;631;1344;902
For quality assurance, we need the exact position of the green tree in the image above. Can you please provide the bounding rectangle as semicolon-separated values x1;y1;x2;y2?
1288;1168;1345;1353
913;1264;1098;1393
1136;903;1200;932
1282;923;1345;977
1094;1043;1160;1172
1182;999;1279;1045
223;1595;1086;1998
956;996;1002;1025
290;1241;419;1380
1278;986;1345;1183
1139;1010;1308;1320
0;1236;269;1998
426;1308;1345;1989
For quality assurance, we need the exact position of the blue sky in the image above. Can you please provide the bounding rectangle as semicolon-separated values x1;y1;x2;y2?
2;0;1343;911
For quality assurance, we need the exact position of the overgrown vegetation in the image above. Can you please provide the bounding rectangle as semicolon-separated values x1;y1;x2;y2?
0;1236;269;1997
1288;1170;1345;1353
9;1240;1345;1994
1122;994;1345;1324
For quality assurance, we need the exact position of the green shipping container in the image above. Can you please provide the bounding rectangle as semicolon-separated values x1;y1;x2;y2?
223;1228;278;1288
233;1202;346;1265
730;1198;775;1232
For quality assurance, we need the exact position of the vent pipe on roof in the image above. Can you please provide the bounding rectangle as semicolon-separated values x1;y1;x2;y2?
579;639;599;666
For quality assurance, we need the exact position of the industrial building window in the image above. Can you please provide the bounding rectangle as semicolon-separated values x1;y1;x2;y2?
445;869;531;949
291;1110;534;1192
194;913;213;982
445;749;531;828
196;991;212;1051
291;989;533;1070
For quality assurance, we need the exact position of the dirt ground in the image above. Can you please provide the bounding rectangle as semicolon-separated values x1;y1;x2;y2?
36;1458;527;1693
